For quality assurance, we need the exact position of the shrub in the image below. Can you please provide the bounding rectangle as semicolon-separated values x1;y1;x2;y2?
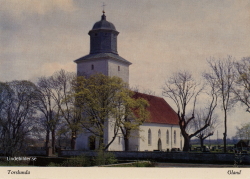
61;155;92;167
47;162;61;167
95;151;117;166
135;161;153;167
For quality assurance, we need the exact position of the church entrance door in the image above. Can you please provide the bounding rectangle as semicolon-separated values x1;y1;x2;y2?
88;136;95;150
158;138;162;151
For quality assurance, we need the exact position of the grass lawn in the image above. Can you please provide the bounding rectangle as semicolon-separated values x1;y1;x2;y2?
108;161;154;167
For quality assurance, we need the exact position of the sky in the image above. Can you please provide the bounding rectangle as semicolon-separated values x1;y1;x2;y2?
0;0;250;139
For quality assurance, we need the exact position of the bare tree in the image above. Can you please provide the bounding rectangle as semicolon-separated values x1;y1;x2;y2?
130;85;156;96
233;57;250;112
192;109;219;149
234;123;250;140
48;70;80;150
35;76;61;153
162;71;217;151
205;56;236;153
0;81;38;156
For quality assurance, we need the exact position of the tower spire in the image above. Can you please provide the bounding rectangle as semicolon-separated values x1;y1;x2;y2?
102;2;106;14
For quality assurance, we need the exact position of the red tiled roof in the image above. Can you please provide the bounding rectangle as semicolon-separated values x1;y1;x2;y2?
133;92;179;125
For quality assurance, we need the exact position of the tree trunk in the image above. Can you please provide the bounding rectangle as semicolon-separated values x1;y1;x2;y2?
124;137;129;151
71;137;76;150
124;130;130;151
200;138;204;151
183;135;190;151
96;134;105;150
52;129;55;154
71;131;76;150
223;110;227;153
45;128;50;148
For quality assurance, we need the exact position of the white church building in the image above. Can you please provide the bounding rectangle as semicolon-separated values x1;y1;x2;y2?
74;12;183;151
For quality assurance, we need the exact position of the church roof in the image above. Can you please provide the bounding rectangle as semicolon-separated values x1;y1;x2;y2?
133;92;179;125
92;14;116;31
74;53;132;65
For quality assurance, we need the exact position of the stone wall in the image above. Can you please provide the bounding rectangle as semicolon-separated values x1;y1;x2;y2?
26;150;46;156
59;150;250;164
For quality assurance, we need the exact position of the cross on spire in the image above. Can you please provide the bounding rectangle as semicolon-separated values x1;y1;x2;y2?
102;2;106;14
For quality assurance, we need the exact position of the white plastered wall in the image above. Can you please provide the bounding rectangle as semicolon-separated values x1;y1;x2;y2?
108;59;129;83
77;59;108;76
76;122;183;151
138;123;183;151
77;58;129;84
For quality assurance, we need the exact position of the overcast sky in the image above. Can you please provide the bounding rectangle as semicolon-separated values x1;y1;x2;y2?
1;0;250;139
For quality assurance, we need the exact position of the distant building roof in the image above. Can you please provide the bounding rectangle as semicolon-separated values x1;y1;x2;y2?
236;140;250;147
74;53;132;65
133;92;179;125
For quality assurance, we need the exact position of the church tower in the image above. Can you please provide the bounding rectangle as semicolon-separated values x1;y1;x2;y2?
74;12;131;83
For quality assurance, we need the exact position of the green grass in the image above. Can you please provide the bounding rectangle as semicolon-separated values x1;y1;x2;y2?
111;161;154;167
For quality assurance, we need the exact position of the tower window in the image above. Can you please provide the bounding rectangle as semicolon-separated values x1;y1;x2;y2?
118;66;120;71
91;64;94;70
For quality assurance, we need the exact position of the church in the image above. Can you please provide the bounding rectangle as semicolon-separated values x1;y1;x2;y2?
74;12;183;151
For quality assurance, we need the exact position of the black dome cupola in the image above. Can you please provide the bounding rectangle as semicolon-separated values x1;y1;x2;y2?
88;12;119;54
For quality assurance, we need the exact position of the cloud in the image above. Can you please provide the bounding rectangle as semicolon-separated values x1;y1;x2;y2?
40;62;75;77
0;0;77;16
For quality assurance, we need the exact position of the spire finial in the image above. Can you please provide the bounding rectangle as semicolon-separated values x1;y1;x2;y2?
102;2;106;14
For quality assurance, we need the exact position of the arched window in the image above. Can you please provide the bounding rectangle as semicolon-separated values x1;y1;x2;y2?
148;129;151;145
91;64;94;70
118;66;120;71
158;129;161;139
174;130;176;144
166;130;169;145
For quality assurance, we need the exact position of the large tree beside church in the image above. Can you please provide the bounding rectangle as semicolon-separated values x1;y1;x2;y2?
114;90;149;151
73;73;149;151
162;71;218;151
